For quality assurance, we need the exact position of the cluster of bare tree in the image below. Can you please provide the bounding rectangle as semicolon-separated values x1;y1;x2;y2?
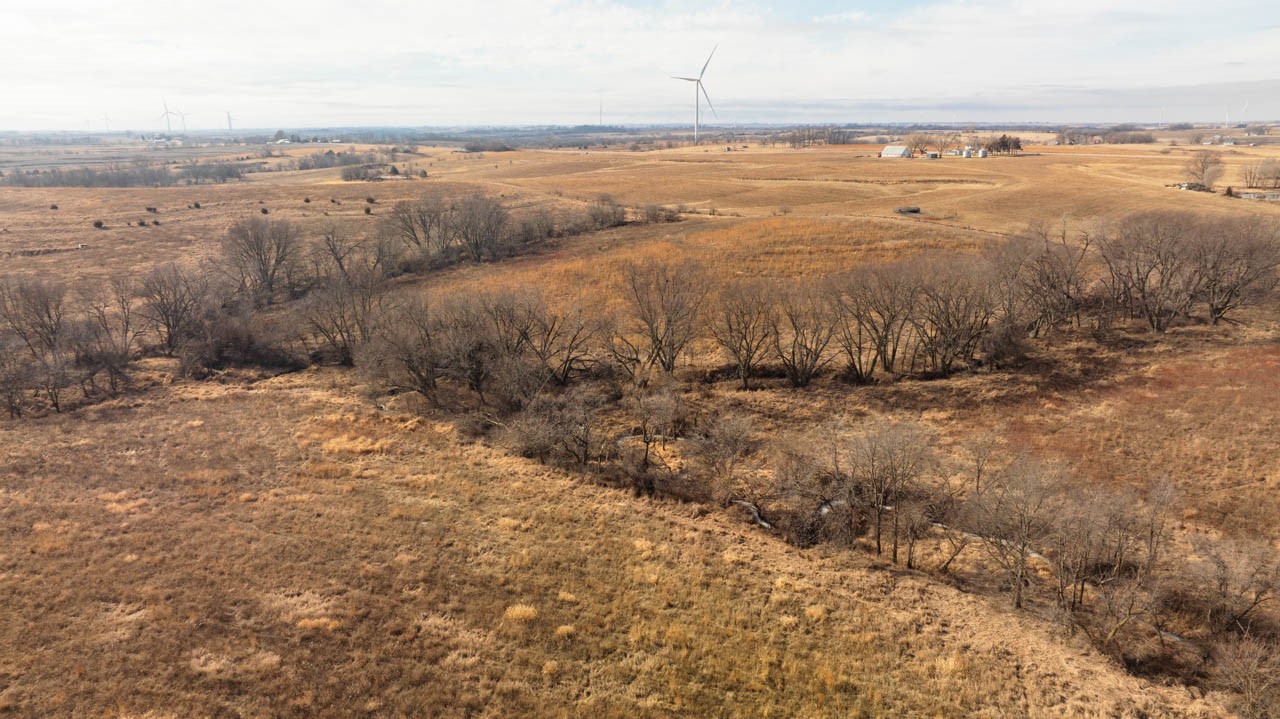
379;191;633;272
727;422;1279;709
1093;212;1280;331
0;187;685;417
348;210;1280;423
293;149;387;172
779;127;854;149
1186;150;1226;187
903;132;964;155
176;160;244;184
0;276;165;414
0;162;175;188
1240;159;1280;190
360;289;593;413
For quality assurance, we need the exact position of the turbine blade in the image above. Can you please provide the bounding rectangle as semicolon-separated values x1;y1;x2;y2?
700;82;717;119
672;76;698;82
699;44;718;80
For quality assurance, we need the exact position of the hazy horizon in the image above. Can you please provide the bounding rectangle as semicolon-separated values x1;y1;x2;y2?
4;0;1279;132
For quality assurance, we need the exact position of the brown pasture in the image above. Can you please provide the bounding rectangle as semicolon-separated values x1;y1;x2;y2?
3;137;1280;715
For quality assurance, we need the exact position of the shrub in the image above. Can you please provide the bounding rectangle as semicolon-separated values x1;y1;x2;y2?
642;204;678;223
49;204;58;210
92;220;104;229
192;201;201;209
587;195;627;229
260;208;269;215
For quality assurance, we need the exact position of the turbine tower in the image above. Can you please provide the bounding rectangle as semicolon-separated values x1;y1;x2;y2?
226;111;234;132
102;113;111;132
159;99;177;135
176;110;190;133
672;45;718;144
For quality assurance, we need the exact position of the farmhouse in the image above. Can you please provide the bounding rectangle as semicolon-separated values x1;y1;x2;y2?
880;144;912;158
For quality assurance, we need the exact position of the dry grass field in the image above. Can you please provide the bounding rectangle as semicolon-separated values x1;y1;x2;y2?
3;135;1280;716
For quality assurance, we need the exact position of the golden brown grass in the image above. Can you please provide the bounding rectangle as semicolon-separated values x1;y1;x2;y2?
4;138;1279;715
0;370;1228;716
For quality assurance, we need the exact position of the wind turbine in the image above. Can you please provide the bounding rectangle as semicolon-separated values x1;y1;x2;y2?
226;111;234;132
102;113;111;132
176;110;190;133
159;99;177;135
672;45;718;144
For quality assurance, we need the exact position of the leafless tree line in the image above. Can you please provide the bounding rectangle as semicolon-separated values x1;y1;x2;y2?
380;191;635;272
351;210;1280;415
691;418;1280;713
1240;159;1280;190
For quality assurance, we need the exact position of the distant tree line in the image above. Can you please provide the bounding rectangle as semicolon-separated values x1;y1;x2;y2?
1;160;249;187
292;149;387;172
0;190;677;415
776;127;855;149
0;162;173;188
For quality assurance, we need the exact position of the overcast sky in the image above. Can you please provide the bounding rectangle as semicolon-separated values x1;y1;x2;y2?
4;0;1280;131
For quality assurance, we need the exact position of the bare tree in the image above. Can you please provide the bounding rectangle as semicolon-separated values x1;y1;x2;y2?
1209;634;1280;718
910;255;996;375
360;295;443;404
1192;217;1280;324
302;268;385;366
768;284;835;388
221;216;302;306
691;412;755;505
969;458;1062;609
138;263;208;356
851;262;919;375
73;277;140;397
1241;161;1267;189
1095;211;1203;332
1000;218;1095;335
0;278;71;411
626;387;685;495
384;192;457;259
0;335;33;418
709;279;774;389
1261;159;1280;189
1185;150;1224;186
524;296;595;386
587;194;627;229
453;194;509;262
826;274;879;384
847;422;934;562
615;258;708;376
1190;534;1280;633
904;132;930;156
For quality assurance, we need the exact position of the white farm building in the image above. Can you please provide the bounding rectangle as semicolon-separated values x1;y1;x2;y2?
880;145;912;158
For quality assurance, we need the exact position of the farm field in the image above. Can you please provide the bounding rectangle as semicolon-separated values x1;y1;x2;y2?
2;135;1280;716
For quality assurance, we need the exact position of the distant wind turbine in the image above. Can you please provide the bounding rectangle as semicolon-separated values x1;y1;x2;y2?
102;113;111;132
159;99;177;134
226;111;234;132
672;45;718;144
175;110;190;133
